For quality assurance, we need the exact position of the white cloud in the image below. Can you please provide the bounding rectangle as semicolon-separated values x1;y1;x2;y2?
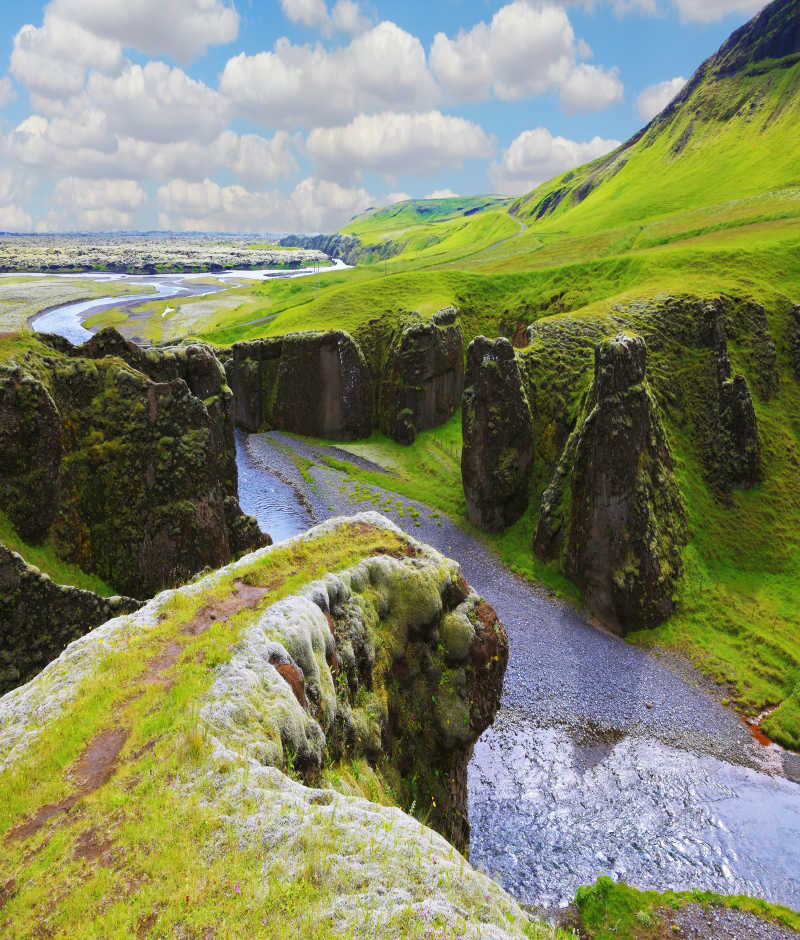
489;127;620;195
636;76;687;120
0;166;34;230
156;176;376;233
307;111;492;183
85;62;229;145
430;2;623;112
426;189;459;199
10;13;123;102
220;22;438;129
51;176;146;230
385;192;412;204
48;0;239;62
672;0;765;22
559;63;624;113
280;0;372;35
0;78;16;110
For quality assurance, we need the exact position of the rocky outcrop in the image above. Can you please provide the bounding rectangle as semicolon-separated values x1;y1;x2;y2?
535;334;687;634
0;514;531;939
0;545;141;694
462;337;534;531
0;366;62;544
226;331;372;440
0;329;266;598
788;304;800;380
699;301;762;491
379;308;464;444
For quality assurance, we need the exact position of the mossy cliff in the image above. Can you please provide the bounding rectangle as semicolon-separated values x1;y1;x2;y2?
0;328;265;599
224;308;465;445
379;307;464;445
0;545;141;695
461;336;533;531
534;334;688;633
0;515;544;940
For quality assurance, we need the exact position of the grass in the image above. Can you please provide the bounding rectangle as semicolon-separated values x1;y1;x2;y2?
572;876;800;938
0;508;113;595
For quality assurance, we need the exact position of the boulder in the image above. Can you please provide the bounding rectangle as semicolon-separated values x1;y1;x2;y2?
535;334;688;634
380;308;465;444
461;337;534;531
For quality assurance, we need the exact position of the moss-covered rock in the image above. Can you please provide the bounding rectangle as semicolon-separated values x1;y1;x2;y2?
226;330;372;440
535;334;688;634
0;329;266;598
0;514;534;939
0;544;141;694
787;303;800;380
379;308;465;444
462;337;534;531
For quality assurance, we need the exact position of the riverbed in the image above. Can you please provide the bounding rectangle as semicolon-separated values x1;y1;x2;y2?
31;286;800;914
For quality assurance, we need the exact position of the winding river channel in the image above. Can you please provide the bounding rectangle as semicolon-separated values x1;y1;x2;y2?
31;271;800;916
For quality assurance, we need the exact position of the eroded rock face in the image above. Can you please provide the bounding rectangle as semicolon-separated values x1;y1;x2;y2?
0;366;62;543
787;304;800;380
380;308;465;444
461;337;533;531
226;331;372;440
0;544;141;695
535;334;687;634
1;329;266;598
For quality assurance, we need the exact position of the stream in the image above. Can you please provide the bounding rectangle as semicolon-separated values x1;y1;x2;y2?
31;283;800;915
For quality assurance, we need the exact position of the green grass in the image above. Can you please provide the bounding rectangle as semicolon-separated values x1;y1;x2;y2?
0;508;113;595
573;876;800;939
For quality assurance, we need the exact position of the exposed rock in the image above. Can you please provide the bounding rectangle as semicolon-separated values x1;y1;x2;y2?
380;308;465;444
0;366;62;543
462;337;534;531
788;304;800;379
0;514;531;938
699;301;762;490
0;329;266;598
226;331;372;441
535;334;687;634
0;544;141;694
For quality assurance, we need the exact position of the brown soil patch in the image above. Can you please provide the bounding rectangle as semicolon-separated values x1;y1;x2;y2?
73;826;114;866
7;728;129;843
742;715;775;748
142;641;183;685
271;661;307;707
137;912;158;938
0;878;17;910
471;601;503;668
183;580;269;636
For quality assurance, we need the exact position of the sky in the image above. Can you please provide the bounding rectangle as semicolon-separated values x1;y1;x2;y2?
0;0;768;234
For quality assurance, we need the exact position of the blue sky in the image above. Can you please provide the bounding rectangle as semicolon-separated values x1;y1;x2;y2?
0;0;767;232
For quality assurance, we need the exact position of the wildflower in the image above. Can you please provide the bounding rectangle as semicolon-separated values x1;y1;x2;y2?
234;881;241;895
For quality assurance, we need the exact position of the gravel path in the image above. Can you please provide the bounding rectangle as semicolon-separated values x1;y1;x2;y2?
659;904;799;938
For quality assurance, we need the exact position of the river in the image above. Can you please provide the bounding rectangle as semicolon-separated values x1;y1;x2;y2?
31;283;800;915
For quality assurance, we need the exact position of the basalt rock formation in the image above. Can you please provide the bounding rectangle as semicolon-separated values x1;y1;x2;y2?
0;545;141;695
0;329;265;599
461;337;534;531
226;330;372;440
535;334;687;634
787;304;800;380
0;514;531;939
379;307;464;444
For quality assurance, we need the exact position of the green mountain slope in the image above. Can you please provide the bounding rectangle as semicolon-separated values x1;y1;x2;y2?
512;0;800;231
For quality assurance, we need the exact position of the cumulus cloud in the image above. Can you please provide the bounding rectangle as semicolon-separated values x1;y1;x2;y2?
156;176;376;233
220;22;438;129
48;0;239;62
280;0;371;34
426;189;459;199
51;176;146;229
636;76;687;120
0;78;17;110
559;63;624;113
10;13;123;103
0;166;34;231
672;0;765;21
489;127;620;195
430;2;622;112
307;111;492;183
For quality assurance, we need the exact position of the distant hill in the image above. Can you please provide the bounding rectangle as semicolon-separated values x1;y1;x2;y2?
512;0;800;229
